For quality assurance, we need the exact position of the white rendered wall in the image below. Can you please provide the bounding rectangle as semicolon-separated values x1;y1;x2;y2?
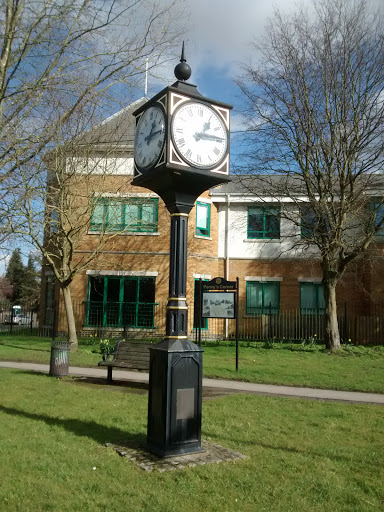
217;202;320;260
67;156;134;175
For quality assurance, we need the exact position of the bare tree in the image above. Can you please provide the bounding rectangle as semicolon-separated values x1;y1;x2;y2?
14;105;161;348
237;0;384;350
0;0;184;216
0;0;185;346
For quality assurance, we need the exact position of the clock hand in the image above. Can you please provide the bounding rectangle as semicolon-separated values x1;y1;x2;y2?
201;120;211;133
149;129;163;138
144;121;156;144
144;126;163;143
194;132;225;142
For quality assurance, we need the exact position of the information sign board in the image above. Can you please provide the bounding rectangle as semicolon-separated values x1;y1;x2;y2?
202;291;235;319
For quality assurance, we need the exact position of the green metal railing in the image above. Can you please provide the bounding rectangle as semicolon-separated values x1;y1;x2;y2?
85;301;158;328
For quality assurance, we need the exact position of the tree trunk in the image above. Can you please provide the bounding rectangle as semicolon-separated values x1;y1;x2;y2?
323;280;341;351
62;285;78;349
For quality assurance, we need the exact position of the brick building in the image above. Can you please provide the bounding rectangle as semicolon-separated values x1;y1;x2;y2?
41;101;384;342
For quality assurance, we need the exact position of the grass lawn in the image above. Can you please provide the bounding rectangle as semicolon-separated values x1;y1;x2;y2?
0;335;384;393
0;335;101;367
0;369;383;512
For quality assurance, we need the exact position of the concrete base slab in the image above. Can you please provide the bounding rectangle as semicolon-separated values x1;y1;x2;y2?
106;440;247;472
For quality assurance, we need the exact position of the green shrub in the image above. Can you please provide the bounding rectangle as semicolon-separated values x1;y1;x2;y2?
99;338;116;358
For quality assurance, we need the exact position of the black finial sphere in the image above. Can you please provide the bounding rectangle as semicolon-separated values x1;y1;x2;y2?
174;61;191;81
174;41;191;81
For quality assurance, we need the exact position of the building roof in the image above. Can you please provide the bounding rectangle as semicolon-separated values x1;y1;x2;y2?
210;173;384;200
210;174;305;197
78;97;147;149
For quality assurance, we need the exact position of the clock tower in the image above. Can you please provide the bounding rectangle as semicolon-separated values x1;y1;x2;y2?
132;45;232;458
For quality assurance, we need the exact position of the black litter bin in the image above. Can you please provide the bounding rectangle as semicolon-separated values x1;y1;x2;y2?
49;340;71;377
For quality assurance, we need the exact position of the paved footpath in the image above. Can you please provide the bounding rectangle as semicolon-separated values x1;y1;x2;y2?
1;361;384;405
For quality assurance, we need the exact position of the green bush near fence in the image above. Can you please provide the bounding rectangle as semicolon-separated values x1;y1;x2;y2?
1;335;384;393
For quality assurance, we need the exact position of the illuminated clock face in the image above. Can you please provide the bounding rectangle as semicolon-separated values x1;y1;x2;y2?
171;102;228;168
134;105;166;171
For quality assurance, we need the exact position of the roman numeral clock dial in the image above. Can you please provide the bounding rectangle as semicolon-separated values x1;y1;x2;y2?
134;105;166;171
171;102;228;169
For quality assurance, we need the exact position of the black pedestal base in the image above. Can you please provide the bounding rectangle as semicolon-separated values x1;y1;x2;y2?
147;338;204;458
147;441;205;459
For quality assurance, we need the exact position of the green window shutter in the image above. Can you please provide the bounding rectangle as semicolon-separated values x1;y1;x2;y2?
125;202;140;231
317;285;325;310
90;200;107;231
246;281;280;315
246;282;262;314
108;201;124;231
196;202;210;237
248;206;280;239
300;283;316;310
264;282;280;312
141;200;158;232
124;198;158;233
300;283;325;315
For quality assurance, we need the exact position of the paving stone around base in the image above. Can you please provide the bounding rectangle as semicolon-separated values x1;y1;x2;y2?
105;440;247;472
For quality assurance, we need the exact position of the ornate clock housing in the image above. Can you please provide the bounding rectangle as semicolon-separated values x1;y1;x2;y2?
134;104;165;172
132;46;232;196
171;101;228;169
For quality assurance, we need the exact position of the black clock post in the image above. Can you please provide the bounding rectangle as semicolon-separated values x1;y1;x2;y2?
132;45;232;457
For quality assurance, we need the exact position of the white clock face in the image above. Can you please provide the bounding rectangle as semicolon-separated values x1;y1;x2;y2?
171;102;228;168
134;105;166;171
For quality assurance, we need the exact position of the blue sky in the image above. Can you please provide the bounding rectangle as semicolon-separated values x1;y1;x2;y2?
143;0;302;168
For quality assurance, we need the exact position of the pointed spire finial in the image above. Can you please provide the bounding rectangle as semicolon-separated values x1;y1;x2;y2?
174;41;191;81
180;41;186;62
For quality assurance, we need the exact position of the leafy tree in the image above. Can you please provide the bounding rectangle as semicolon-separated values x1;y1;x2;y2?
0;276;12;301
237;0;384;350
5;249;24;303
22;254;40;308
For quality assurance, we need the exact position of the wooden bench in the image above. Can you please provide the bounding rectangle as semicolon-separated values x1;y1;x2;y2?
98;340;152;383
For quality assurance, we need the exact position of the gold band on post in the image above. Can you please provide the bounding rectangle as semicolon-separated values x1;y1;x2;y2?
170;213;189;217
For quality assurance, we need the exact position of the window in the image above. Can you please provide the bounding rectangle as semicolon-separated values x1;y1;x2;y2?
301;206;317;240
195;202;210;237
247;206;280;239
372;201;384;236
49;211;59;233
44;275;55;325
300;282;325;315
193;279;208;329
246;281;280;315
86;275;156;328
90;197;158;233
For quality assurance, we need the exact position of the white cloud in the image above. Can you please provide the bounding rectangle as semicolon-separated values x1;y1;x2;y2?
147;0;300;93
186;0;299;78
152;0;383;85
